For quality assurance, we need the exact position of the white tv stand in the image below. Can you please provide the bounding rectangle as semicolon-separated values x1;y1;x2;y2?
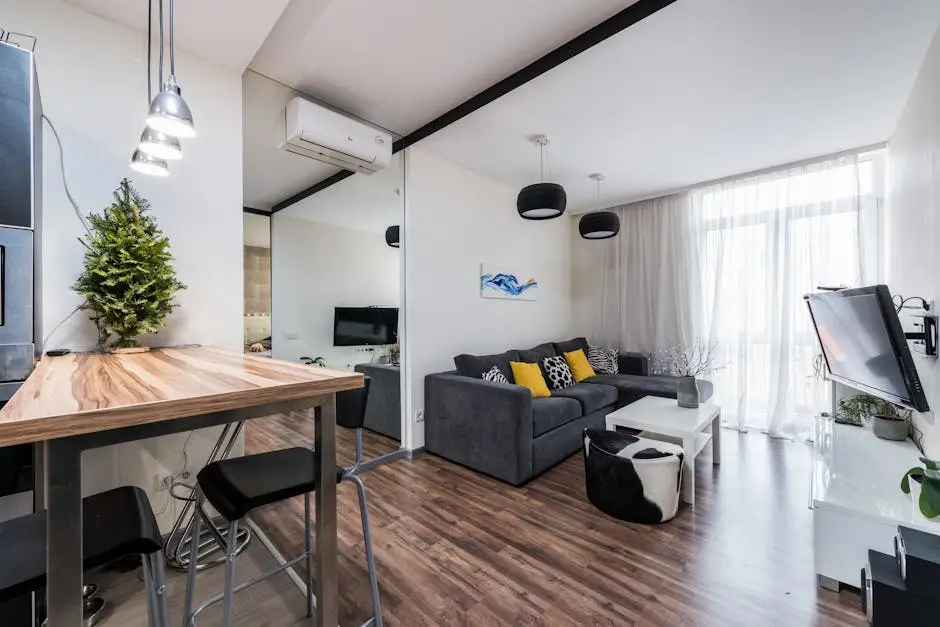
811;416;940;590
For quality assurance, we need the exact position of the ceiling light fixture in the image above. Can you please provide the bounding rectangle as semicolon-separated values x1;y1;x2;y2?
146;0;195;138
385;225;400;248
130;149;170;177
138;126;182;160
579;173;620;240
517;135;566;220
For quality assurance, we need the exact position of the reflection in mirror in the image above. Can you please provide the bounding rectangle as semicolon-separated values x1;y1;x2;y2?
271;152;405;465
240;71;406;473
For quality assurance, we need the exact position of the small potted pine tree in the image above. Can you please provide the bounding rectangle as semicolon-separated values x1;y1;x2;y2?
72;179;186;353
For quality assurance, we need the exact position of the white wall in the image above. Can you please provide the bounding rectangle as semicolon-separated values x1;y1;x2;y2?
244;212;271;248
886;26;940;457
403;148;572;448
272;217;400;369
0;0;243;529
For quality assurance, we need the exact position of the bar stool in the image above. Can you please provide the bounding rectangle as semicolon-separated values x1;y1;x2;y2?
0;485;170;627
184;377;383;627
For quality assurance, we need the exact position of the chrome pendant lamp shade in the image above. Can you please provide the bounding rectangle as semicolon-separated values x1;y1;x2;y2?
147;76;195;138
138;126;182;160
130;149;170;177
385;225;400;248
579;173;620;240
517;135;566;220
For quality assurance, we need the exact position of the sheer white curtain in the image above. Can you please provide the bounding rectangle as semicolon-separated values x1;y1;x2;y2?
593;194;699;354
594;154;882;439
689;155;881;438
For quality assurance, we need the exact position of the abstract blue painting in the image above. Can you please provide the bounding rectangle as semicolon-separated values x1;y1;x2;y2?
480;264;539;301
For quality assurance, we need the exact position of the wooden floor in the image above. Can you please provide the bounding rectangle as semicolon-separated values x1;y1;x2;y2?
242;414;868;627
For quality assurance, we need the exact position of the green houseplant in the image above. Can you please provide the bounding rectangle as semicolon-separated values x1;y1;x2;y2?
901;457;940;520
72;179;186;352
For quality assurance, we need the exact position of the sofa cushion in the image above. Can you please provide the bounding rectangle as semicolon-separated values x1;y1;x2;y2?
454;350;520;382
551;383;617;414
553;337;589;356
510;361;551;398
532;397;583;437
542;355;574;390
584;373;714;405
515;342;557;364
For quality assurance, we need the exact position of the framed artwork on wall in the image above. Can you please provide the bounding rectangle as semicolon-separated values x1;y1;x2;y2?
480;264;539;301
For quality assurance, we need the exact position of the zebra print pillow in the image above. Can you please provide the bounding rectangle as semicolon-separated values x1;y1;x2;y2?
588;345;619;375
481;365;509;384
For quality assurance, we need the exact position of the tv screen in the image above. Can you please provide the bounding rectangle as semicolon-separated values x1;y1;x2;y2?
804;285;929;411
333;307;398;347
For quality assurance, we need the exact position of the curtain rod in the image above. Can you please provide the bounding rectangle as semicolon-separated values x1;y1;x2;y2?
571;141;888;215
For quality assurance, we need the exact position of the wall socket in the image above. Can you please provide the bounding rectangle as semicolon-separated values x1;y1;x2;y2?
415;410;424;422
155;470;191;492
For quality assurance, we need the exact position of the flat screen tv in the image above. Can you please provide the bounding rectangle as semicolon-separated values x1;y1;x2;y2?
333;307;398;347
804;285;929;411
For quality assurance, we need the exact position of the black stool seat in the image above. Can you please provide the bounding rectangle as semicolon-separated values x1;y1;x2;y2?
198;447;344;521
0;486;163;603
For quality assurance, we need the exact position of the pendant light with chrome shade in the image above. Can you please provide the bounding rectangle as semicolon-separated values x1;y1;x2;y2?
146;0;196;139
385;225;400;248
131;0;172;176
517;135;566;220
579;174;620;240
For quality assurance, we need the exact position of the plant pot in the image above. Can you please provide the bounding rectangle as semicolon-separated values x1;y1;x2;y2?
108;345;150;355
907;475;939;524
677;376;700;409
872;414;909;441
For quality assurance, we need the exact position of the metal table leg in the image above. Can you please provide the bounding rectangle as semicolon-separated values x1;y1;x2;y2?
315;398;339;626
164;422;252;570
44;438;83;626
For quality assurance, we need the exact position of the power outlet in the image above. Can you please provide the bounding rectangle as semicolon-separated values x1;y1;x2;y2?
155;470;192;492
415;410;424;422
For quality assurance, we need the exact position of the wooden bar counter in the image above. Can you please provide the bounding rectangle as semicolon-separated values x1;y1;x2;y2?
0;346;362;626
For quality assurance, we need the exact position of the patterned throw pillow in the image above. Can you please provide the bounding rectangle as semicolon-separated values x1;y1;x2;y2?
588;345;619;375
481;365;509;384
542;355;575;390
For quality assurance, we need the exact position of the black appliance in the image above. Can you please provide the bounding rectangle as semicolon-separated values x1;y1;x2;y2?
804;285;929;412
333;307;398;346
895;526;940;602
863;549;940;625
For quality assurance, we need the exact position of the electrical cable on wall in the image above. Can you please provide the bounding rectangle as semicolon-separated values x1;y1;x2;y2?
42;113;90;233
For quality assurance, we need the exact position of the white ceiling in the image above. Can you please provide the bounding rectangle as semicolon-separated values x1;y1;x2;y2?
418;0;940;211
249;0;635;136
65;0;290;71
278;153;404;233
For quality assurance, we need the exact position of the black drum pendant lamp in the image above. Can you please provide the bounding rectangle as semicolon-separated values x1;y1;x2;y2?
385;225;400;248
579;174;620;240
517;135;566;220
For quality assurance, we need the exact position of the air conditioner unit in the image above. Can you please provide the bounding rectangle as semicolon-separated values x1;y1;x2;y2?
282;97;392;174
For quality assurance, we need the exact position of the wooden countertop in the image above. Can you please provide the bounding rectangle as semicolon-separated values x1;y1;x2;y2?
0;346;363;447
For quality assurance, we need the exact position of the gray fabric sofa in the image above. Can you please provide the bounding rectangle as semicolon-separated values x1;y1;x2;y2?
424;337;713;486
354;363;401;441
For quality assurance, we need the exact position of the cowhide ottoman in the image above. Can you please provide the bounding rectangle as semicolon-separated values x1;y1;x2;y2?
582;428;684;524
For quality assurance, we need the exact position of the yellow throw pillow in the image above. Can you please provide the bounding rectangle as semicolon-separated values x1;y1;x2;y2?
510;361;551;398
564;349;596;382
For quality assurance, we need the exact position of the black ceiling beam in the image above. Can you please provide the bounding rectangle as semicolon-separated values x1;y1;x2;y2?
243;206;272;216
270;0;680;213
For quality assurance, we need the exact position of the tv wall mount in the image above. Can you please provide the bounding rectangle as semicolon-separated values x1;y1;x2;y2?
896;295;937;357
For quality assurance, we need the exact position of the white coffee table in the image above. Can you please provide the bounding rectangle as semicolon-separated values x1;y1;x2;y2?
605;396;721;505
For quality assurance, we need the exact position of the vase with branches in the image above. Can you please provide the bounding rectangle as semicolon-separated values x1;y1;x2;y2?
654;341;722;408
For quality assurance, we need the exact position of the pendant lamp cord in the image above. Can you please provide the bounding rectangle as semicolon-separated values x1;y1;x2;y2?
146;0;152;103
158;0;164;87
539;142;544;183
169;0;175;76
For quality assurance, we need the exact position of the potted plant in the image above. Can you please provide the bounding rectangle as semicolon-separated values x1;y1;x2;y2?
300;356;326;367
901;457;940;520
72;179;185;352
836;394;911;440
654;341;722;409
